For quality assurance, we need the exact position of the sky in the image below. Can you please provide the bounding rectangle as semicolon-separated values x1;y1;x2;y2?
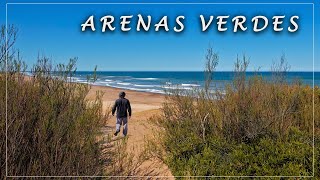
0;0;319;71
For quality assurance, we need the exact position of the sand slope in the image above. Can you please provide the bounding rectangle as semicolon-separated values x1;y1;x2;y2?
87;85;173;178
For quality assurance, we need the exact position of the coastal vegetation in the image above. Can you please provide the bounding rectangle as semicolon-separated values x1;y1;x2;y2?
1;25;152;178
150;47;319;177
0;24;318;178
0;25;109;177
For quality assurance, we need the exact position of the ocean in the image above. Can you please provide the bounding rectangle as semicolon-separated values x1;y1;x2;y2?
69;71;320;94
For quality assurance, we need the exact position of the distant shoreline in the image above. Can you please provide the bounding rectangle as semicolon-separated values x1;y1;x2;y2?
23;74;167;95
89;83;166;96
23;70;320;73
86;82;165;113
23;71;319;95
23;73;165;112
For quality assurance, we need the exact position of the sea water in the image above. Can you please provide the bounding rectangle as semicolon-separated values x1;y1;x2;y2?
68;71;320;94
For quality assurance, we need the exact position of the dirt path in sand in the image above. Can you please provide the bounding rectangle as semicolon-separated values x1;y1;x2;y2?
87;85;173;177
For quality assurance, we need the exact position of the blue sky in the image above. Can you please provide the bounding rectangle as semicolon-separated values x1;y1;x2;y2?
1;0;319;71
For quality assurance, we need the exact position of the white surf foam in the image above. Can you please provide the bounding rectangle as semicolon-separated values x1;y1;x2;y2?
133;84;160;88
117;82;131;86
181;83;200;87
133;78;158;80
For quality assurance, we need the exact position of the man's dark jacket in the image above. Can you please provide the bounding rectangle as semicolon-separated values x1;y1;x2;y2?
112;98;132;118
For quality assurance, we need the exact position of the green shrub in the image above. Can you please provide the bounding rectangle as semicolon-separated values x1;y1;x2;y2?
0;25;107;177
157;115;314;176
1;58;106;176
152;48;318;177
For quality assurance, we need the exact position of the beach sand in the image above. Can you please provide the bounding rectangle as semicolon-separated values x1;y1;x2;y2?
86;85;164;113
87;85;173;177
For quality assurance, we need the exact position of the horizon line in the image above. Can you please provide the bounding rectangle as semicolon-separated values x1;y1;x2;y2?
24;70;320;72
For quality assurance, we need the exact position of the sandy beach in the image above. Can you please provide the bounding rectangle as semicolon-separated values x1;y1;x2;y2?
87;85;165;113
87;85;173;177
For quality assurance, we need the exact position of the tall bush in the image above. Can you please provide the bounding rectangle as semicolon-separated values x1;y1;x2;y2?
0;25;106;177
152;47;318;176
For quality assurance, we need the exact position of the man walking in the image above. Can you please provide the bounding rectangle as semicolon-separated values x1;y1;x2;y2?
112;91;132;136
